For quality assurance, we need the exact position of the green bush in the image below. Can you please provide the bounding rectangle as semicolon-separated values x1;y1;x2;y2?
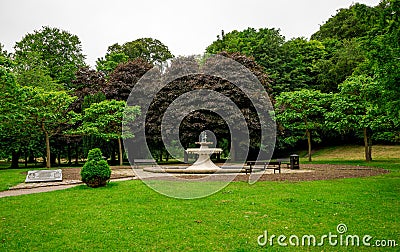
81;148;111;188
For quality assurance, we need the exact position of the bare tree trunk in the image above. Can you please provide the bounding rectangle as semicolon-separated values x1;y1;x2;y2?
44;131;51;168
363;127;371;162
24;149;28;168
118;138;123;166
368;129;373;161
75;143;79;165
57;152;61;167
306;129;312;162
41;123;51;168
111;142;116;165
11;150;19;168
29;151;35;163
159;147;163;162
67;143;72;165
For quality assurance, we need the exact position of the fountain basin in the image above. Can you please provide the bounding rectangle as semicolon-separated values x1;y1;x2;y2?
143;166;263;174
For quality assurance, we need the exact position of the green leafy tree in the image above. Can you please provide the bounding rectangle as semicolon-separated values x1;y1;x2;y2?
80;92;108;159
206;28;288;96
207;29;328;95
74;100;140;166
25;88;76;168
0;54;44;168
326;75;385;161
0;43;12;65
279;38;326;93
0;62;34;167
15;66;63;90
95;52;129;77
0;64;73;168
361;0;400;139
206;28;284;86
14;26;86;89
311;3;378;41
309;2;382;94
275;89;331;161
206;28;285;73
314;38;366;93
96;38;173;75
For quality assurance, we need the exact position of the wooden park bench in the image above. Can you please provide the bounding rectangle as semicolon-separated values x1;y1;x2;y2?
245;161;281;175
277;158;290;169
133;159;157;169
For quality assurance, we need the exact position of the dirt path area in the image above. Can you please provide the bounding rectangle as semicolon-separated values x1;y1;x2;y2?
233;164;389;182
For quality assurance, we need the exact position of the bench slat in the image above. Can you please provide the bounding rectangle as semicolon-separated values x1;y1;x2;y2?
133;159;157;168
245;161;281;174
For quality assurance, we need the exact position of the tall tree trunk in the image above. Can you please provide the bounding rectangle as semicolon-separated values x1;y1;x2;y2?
28;151;35;163
118;138;123;166
67;143;72;165
368;129;373;161
57;152;61;167
41;123;51;168
11;150;19;168
24;149;28;168
306;129;312;162
364;127;371;162
159;146;163;162
45;131;51;168
51;153;56;166
111;143;116;165
75;143;79;165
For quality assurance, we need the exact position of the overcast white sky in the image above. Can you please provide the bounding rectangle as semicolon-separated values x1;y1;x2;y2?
1;0;380;67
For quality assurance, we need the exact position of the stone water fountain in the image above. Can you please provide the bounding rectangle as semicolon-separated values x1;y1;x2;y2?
184;131;223;172
143;131;228;174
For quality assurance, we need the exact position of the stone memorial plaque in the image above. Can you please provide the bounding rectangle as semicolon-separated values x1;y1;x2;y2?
25;169;63;183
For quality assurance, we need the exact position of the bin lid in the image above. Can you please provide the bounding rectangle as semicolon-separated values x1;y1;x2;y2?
290;154;299;157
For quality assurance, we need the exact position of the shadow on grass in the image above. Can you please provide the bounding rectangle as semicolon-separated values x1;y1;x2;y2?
76;181;120;190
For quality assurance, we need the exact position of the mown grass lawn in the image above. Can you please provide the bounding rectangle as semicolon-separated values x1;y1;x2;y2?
0;173;399;251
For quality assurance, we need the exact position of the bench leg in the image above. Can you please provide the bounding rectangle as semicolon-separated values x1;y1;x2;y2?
246;165;253;175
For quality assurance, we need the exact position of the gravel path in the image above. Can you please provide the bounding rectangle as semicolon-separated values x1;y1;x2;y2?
0;184;81;198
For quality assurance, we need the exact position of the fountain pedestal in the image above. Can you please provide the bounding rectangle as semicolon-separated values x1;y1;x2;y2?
185;141;222;172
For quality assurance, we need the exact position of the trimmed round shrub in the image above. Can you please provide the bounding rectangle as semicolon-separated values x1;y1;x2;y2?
81;148;111;188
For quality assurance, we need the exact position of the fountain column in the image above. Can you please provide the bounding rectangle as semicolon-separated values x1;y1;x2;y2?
185;132;222;172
